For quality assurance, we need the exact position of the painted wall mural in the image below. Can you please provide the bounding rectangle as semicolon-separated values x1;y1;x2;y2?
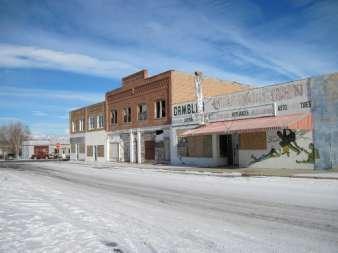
240;129;315;169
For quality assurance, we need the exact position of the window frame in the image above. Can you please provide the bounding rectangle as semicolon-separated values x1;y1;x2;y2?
138;103;148;121
97;114;104;129
123;107;131;123
78;119;84;132
71;121;76;133
88;115;96;130
155;100;166;119
111;109;117;124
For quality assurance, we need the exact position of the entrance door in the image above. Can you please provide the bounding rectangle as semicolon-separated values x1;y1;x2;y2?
219;135;233;166
144;141;155;160
109;143;119;161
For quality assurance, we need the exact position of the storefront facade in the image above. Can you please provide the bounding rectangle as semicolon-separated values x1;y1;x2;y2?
105;70;172;164
179;78;314;169
69;107;86;161
85;102;106;162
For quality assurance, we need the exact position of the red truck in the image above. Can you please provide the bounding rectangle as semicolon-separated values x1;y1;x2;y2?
32;145;49;159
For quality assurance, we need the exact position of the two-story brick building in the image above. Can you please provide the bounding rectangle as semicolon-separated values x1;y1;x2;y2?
69;102;106;161
69;107;86;160
105;70;248;164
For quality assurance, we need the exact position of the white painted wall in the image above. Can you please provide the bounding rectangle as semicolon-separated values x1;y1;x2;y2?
85;130;106;162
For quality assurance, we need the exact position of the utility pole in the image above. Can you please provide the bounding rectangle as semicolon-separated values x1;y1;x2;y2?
194;71;204;124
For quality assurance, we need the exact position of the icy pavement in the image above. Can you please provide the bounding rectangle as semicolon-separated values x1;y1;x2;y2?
1;162;338;252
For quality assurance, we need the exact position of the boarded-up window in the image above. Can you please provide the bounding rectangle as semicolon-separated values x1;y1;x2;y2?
186;135;212;157
240;132;266;150
87;145;93;156
97;145;104;157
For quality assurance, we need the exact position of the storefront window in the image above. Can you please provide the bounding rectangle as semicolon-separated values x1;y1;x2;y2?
178;135;212;157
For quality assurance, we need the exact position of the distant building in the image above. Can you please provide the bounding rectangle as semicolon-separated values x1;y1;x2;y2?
22;136;70;159
0;144;11;160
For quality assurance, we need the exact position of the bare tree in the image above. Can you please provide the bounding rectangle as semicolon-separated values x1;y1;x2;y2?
1;122;30;158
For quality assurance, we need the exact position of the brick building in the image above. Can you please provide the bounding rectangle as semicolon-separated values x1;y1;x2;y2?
105;70;247;164
69;102;106;161
69;69;247;164
69;107;86;160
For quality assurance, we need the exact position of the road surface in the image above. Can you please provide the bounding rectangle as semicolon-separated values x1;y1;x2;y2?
1;161;338;252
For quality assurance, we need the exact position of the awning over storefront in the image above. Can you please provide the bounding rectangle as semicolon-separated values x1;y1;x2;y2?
180;113;312;136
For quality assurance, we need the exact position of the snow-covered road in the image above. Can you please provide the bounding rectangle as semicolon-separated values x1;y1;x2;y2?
1;162;338;252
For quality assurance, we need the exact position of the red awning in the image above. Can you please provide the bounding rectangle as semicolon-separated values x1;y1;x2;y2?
181;113;312;136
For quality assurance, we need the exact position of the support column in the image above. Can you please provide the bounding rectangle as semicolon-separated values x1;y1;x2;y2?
129;129;134;163
212;134;219;160
106;136;110;161
169;127;178;165
137;129;142;164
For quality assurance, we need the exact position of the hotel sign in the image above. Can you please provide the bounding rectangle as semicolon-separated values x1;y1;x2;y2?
207;103;276;122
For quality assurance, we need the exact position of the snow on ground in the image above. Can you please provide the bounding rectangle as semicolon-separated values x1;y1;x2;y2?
1;162;338;252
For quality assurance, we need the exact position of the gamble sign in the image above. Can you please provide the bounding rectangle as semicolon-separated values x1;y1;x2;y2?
172;101;202;126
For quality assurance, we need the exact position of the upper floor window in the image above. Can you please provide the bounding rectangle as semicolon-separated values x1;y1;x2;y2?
111;109;117;124
138;103;148;121
71;121;75;132
97;114;104;128
78;119;84;131
88;115;96;130
155;100;166;119
123;107;131;123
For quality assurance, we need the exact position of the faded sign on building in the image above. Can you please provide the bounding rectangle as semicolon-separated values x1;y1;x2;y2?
172;101;202;126
204;79;311;120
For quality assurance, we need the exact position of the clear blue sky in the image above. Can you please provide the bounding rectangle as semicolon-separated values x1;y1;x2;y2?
0;0;337;135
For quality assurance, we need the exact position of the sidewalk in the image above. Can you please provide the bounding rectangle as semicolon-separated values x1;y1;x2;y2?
68;160;338;180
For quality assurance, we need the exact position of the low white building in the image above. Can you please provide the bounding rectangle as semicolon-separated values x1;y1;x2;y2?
175;78;314;169
22;136;70;160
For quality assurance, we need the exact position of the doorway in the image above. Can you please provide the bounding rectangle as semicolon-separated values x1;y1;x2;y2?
219;135;234;166
144;140;155;160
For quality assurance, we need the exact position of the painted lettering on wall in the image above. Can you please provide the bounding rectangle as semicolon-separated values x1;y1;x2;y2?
278;104;288;111
208;103;275;122
173;103;198;116
300;101;311;108
232;110;249;117
206;82;307;111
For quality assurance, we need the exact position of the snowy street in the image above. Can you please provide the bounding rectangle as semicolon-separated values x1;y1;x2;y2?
1;162;338;252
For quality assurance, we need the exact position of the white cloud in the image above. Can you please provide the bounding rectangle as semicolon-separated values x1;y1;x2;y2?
0;0;337;86
0;117;21;122
0;44;137;79
0;85;103;103
32;110;48;117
